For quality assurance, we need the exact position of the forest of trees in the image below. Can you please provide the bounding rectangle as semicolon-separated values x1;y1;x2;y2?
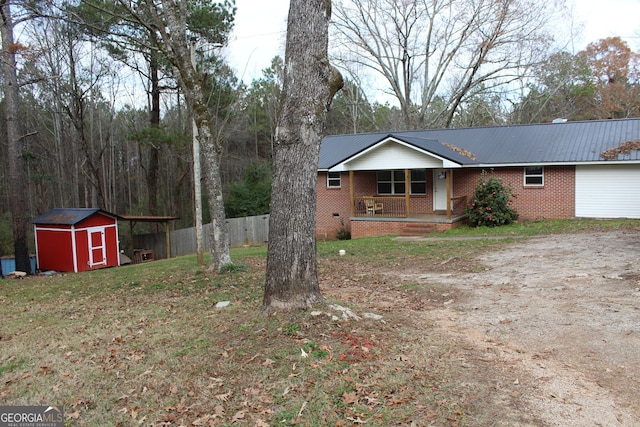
1;0;639;259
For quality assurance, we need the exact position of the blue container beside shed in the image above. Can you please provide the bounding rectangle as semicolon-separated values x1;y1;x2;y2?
1;256;37;274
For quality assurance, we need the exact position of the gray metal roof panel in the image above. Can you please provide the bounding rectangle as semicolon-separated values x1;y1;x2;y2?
392;135;475;164
319;118;640;168
32;208;113;225
318;132;390;169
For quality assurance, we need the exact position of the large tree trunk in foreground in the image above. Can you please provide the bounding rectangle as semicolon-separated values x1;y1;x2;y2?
263;0;343;312
1;0;32;274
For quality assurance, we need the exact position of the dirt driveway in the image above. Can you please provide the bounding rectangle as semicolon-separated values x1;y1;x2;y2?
325;231;640;426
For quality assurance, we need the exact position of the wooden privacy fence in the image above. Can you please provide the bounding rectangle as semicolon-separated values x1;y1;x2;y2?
133;215;270;259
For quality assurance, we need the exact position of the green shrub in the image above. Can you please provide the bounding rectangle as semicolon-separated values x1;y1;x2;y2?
336;219;351;240
465;172;518;227
224;161;271;218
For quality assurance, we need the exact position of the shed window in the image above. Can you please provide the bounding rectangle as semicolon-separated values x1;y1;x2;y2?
524;167;544;186
327;171;341;188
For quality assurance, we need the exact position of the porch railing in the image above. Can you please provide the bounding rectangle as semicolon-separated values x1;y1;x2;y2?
353;196;407;217
450;195;468;218
352;195;469;219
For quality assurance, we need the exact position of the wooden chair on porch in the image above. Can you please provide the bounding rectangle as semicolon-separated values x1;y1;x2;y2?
363;196;384;215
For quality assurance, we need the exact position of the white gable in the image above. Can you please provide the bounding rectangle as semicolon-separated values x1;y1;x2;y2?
330;139;457;171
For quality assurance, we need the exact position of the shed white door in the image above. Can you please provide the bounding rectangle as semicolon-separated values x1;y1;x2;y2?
575;164;640;218
88;227;107;267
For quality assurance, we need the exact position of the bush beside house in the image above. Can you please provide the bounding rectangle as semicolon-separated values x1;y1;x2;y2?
466;173;518;227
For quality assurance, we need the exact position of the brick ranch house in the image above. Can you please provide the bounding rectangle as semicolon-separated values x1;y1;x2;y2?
316;118;640;239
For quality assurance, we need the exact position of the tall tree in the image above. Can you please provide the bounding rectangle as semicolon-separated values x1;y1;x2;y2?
1;0;32;273
80;0;236;271
71;1;187;219
580;37;640;119
326;78;379;134
510;51;595;123
20;16;83;209
451;90;505;128
263;0;343;312
332;0;564;129
64;30;114;209
244;56;283;159
512;39;640;123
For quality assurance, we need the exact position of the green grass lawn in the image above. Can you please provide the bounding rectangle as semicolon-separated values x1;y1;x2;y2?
1;219;638;426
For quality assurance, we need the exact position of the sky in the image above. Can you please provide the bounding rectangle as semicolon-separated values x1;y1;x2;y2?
226;0;640;85
226;0;289;82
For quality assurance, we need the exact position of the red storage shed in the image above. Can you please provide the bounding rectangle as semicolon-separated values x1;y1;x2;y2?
33;208;121;273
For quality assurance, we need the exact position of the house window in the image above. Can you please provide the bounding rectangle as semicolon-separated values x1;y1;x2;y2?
410;169;426;194
377;170;405;194
376;170;426;194
524;167;544;186
327;171;341;188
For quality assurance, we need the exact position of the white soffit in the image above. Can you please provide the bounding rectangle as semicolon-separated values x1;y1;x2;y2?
332;139;454;171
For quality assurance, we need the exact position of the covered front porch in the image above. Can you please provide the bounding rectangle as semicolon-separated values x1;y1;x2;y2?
344;168;469;238
349;195;468;238
318;134;476;239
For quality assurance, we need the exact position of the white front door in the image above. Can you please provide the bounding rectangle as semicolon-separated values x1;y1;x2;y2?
433;169;449;211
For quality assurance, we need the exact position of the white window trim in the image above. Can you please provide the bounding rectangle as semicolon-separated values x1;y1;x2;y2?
327;171;341;188
524;166;544;186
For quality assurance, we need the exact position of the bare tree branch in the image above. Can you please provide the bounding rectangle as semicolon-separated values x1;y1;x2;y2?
332;0;565;129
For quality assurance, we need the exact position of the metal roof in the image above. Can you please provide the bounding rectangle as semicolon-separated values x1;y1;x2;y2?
319;118;640;169
118;215;179;223
32;208;117;225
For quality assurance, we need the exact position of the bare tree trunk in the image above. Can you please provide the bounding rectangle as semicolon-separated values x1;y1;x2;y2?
199;119;231;271
147;32;161;226
1;0;32;274
263;0;343;312
107;0;233;271
65;34;107;208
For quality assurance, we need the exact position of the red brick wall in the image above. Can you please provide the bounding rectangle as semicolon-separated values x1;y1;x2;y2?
316;172;352;239
411;171;433;213
316;166;575;238
316;171;444;238
350;219;460;238
455;167;575;221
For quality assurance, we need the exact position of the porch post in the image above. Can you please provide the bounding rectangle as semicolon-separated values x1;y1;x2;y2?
405;169;410;218
349;170;355;216
446;169;452;220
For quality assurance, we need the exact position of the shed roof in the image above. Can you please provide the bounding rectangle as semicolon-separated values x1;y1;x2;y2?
32;208;117;225
319;118;640;169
